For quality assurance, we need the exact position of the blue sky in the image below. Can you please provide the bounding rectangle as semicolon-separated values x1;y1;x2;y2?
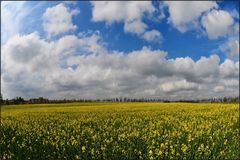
1;1;239;99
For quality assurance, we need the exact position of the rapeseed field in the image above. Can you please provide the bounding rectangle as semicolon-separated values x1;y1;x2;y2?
1;102;239;159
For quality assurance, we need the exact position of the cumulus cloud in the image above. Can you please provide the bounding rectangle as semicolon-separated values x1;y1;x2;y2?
219;39;239;60
201;10;234;39
1;31;105;99
219;59;239;78
124;19;147;35
214;86;225;92
228;40;239;59
42;3;79;36
160;80;199;93
1;31;239;100
142;29;162;42
91;1;155;35
164;1;217;32
222;79;239;87
91;2;164;42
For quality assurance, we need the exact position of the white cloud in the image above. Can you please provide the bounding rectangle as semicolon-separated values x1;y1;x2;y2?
194;55;220;77
124;19;147;35
3;32;45;63
42;3;79;36
142;29;162;42
222;79;239;87
220;39;239;60
1;32;55;77
1;1;29;43
165;1;217;32
1;31;239;100
218;38;239;60
91;1;155;35
91;2;164;41
201;10;234;39
171;55;221;83
1;31;104;98
160;80;199;93
214;86;225;92
219;59;239;78
228;40;239;59
214;78;239;93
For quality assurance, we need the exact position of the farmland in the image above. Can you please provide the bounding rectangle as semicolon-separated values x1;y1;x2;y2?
1;102;239;159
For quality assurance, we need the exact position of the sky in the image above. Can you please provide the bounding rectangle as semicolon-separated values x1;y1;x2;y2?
1;1;239;100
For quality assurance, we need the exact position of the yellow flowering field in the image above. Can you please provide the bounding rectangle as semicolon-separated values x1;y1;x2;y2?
1;102;239;159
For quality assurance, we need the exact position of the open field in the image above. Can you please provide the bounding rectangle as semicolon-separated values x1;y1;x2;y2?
1;102;239;159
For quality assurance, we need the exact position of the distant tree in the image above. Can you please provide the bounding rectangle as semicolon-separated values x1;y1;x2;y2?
5;99;9;105
12;97;24;104
0;93;3;104
223;97;227;103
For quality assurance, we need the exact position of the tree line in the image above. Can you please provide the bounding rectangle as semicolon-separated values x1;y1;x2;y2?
0;94;239;105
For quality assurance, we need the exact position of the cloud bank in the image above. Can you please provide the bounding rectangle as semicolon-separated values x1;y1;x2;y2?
2;32;239;99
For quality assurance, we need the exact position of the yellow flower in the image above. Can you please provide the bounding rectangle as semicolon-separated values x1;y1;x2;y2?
224;139;227;145
82;146;86;152
149;150;153;155
181;144;188;153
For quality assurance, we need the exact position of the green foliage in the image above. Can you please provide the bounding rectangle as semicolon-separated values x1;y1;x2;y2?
1;103;239;159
